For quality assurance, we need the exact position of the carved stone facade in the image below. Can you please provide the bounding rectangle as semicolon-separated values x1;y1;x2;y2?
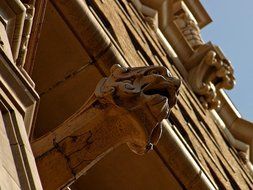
0;0;253;190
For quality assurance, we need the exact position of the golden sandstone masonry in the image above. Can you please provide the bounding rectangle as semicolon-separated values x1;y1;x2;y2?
0;0;253;189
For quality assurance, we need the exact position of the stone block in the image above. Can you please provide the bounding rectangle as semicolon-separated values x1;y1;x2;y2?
20;144;43;190
34;64;102;138
0;166;21;190
0;132;20;185
0;111;7;136
32;2;92;94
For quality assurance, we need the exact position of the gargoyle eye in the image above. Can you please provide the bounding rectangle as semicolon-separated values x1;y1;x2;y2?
148;70;160;75
122;80;132;84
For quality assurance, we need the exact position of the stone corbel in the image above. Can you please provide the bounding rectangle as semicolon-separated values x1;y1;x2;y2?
32;65;181;190
187;45;235;109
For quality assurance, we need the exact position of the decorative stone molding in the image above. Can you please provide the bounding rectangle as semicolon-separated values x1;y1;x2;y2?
24;0;48;74
210;109;253;176
161;1;203;63
0;0;26;62
32;65;181;189
17;3;35;67
188;49;235;109
0;39;39;134
218;91;253;162
0;5;41;186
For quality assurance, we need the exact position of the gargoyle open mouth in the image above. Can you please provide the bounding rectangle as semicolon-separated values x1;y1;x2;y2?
143;82;177;107
96;64;181;155
144;86;171;99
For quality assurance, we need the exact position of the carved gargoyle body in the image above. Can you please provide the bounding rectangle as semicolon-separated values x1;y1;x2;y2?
32;65;181;190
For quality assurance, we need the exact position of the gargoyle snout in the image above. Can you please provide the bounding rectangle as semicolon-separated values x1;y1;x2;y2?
168;76;181;91
166;77;181;107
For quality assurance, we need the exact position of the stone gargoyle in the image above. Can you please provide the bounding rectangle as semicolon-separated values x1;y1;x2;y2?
32;64;181;189
188;50;235;109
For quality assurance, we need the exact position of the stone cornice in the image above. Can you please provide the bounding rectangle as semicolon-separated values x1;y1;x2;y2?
0;0;26;62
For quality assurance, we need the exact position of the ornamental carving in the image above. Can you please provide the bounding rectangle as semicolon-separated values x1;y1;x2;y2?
174;8;204;49
32;64;181;189
188;50;235;109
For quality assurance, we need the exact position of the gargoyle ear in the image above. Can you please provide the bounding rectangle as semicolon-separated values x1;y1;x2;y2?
110;64;122;73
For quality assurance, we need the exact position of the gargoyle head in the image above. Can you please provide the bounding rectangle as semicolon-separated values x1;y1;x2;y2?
95;64;181;154
188;50;235;109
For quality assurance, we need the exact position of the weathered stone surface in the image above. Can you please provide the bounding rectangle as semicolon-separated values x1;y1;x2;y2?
0;132;20;186
0;166;21;190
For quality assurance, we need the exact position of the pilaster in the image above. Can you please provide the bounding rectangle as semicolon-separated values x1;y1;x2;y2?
0;0;41;189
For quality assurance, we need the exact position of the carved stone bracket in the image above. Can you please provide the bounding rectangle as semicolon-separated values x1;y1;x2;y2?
32;64;181;189
188;47;235;109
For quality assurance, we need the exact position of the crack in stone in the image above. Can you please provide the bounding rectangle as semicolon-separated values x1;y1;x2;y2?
53;138;76;177
39;62;92;96
52;130;98;175
64;131;94;157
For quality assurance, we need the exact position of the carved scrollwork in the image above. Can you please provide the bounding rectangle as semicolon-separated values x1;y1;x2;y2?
188;50;235;109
